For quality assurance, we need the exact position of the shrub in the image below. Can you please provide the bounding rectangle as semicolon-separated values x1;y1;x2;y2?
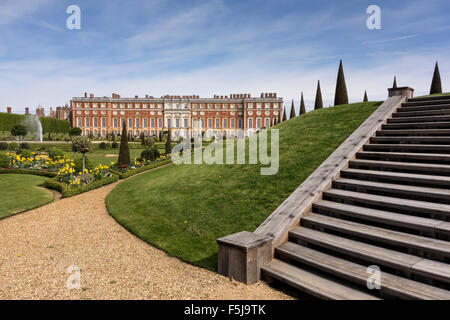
11;124;27;140
19;142;30;150
143;137;155;148
49;148;65;159
118;121;130;165
44;174;119;198
69;127;82;137
8;142;18;150
0;142;8;150
0;154;9;168
99;142;107;150
141;147;160;161
72;135;92;172
74;157;93;174
112;141;118;149
165;128;172;155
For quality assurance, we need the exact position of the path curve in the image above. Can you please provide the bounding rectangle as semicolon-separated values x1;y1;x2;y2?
0;173;291;299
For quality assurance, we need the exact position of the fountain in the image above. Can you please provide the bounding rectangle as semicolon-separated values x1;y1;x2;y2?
22;115;43;142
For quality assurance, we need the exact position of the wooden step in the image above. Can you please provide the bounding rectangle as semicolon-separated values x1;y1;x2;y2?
370;136;450;145
393;109;450;118
383;122;450;130
301;213;450;259
313;200;450;237
277;242;450;299
398;105;450;112
323;189;450;219
349;159;450;176
376;129;450;136
333;178;450;204
356;151;450;164
261;259;379;300
403;98;450;106
289;227;450;284
388;115;450;123
341;168;450;189
364;144;450;154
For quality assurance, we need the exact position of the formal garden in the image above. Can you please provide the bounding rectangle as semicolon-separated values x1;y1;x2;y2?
0;121;178;217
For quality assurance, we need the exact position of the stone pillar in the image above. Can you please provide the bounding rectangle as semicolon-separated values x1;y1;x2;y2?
217;231;273;284
388;86;414;99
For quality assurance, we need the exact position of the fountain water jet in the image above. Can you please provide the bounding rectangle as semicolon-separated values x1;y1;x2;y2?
22;115;43;142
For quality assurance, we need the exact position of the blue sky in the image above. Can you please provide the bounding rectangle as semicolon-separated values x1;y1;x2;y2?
1;0;449;114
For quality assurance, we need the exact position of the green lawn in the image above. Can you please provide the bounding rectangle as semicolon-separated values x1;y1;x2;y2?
104;101;380;270
0;174;54;219
65;148;153;167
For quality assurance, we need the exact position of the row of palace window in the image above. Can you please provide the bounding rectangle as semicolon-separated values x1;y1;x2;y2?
83;128;258;139
77;117;275;130
83;129;161;138
74;102;280;109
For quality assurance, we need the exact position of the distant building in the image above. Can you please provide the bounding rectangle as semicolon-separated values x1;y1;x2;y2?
56;105;71;121
70;92;283;139
36;107;45;117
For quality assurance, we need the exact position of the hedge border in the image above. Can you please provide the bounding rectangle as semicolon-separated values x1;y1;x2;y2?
0;168;58;177
44;174;119;198
109;158;172;179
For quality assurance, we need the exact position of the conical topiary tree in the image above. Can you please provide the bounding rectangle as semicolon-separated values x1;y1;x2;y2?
118;120;130;166
363;91;368;102
393;76;397;89
430;61;442;95
334;60;349;106
165;128;172;155
282;107;287;122
289;99;296;119
314;80;323;109
299;92;306;115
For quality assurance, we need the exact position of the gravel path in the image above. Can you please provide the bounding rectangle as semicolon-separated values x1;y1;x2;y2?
0;182;291;300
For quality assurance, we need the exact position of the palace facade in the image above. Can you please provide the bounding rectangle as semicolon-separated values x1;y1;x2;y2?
70;92;283;139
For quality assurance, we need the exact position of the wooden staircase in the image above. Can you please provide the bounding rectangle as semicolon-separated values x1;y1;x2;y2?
261;95;450;299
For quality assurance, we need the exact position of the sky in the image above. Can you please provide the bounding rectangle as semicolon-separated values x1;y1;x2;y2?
1;0;449;114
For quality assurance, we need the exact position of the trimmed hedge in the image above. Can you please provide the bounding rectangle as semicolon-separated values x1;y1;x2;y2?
0;168;58;177
109;158;172;179
44;174;119;198
0;113;70;134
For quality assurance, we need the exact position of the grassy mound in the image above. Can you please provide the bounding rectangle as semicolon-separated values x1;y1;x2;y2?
106;101;382;270
0;174;53;219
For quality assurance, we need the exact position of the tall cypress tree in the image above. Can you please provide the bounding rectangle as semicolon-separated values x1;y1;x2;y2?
363;91;368;102
299;92;306;115
314;80;323;109
289;99;296;119
282;107;287;122
165;128;172;154
118;120;130;166
393;76;397;89
430;61;443;95
334;60;349;106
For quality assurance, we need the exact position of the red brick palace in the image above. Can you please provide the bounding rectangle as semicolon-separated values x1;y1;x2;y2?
70;92;283;138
